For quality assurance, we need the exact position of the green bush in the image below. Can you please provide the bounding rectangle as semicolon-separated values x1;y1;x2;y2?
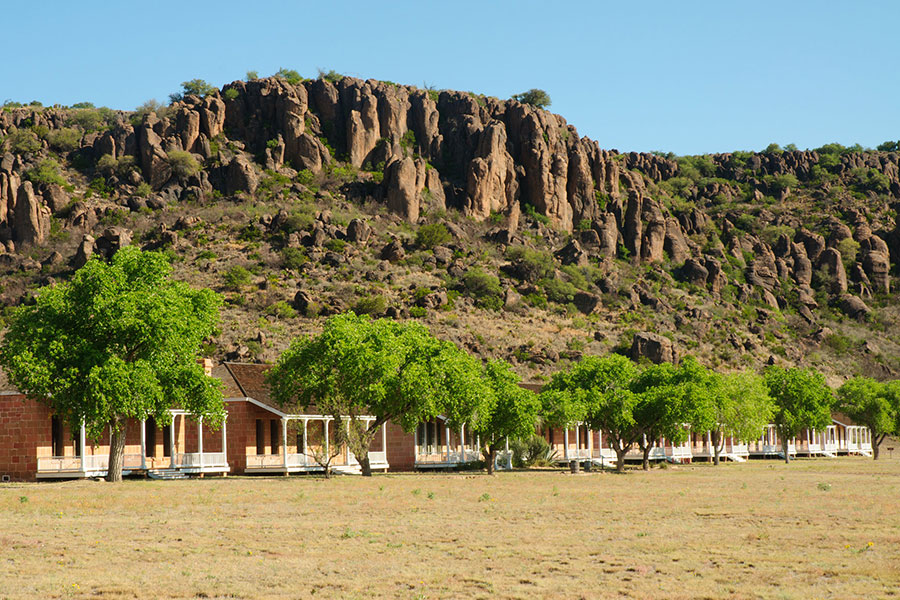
223;88;239;101
281;247;307;271
246;70;259;80
540;278;578;304
318;69;343;83
836;237;860;269
461;268;504;310
325;239;347;253
135;182;151;197
408;306;427;318
46;127;82;152
4;129;41;154
265;301;297;319
25;159;65;186
67;109;106;132
166;150;200;179
353;294;387;316
275;68;303;85
506;246;554;282
510;434;552;468
511;89;551;109
223;266;253;290
415;223;452;249
296;169;315;185
180;79;218;98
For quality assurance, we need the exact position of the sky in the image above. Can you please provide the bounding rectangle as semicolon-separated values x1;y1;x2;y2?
1;0;897;155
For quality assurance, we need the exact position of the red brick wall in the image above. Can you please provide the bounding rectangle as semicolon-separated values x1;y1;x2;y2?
0;394;50;482
385;421;416;471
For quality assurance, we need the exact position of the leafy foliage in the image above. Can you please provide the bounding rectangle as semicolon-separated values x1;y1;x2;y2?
266;313;488;475
0;247;224;481
763;365;834;462
837;377;899;459
415;223;451;249
512;89;551;109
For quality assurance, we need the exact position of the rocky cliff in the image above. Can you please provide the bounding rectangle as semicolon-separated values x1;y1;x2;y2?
2;75;900;382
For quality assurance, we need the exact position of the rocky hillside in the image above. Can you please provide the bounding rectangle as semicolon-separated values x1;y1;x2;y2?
2;75;900;384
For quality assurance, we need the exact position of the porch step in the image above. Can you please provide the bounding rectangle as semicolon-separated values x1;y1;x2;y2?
148;469;189;480
723;453;746;463
822;451;837;458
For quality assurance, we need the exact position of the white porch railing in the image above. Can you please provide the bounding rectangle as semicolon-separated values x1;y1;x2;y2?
37;453;143;474
37;456;84;473
175;452;227;467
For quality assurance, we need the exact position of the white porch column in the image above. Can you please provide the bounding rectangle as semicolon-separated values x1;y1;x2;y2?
302;419;309;466
221;417;227;467
445;425;450;462
563;428;569;460
414;423;419;461
140;419;147;471
80;420;87;474
706;431;712;454
170;415;177;468
345;419;351;465
459;425;464;460
324;420;330;458
505;437;512;470
198;416;204;472
282;418;289;472
588;428;594;459
381;421;387;464
574;424;580;456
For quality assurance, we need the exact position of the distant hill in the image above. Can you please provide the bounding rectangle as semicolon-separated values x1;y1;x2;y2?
1;74;899;384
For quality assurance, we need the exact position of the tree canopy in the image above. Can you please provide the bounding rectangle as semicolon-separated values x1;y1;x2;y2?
710;370;774;464
471;360;541;474
266;312;488;476
837;376;899;459
511;88;552;109
764;365;834;463
0;246;224;481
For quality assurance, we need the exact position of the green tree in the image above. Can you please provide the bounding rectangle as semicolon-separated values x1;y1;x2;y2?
543;354;641;472
763;366;834;463
266;313;488;477
415;223;452;249
512;89;552;109
710;371;774;465
0;247;224;482
630;358;717;470
471;360;541;474
275;68;303;85
170;79;218;103
837;377;898;460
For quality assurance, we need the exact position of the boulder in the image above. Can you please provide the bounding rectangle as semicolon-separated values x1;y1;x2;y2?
817;247;848;293
71;234;95;269
346;218;372;244
384;157;419;222
680;258;709;286
664;217;690;263
630;332;677;364
226;155;259;195
839;294;872;321
465;121;518;219
138;122;171;189
573;291;601;315
41;183;69;214
555;239;587;266
380;238;405;262
13;182;50;246
95;227;132;258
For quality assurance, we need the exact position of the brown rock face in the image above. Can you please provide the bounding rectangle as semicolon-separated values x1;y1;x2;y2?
839;294;872;321
384;157;419;222
860;234;891;293
664;217;690;263
817;247;848;293
640;200;666;263
226;156;259;195
630;331;677;364
346;219;372;244
594;213;619;259
790;242;812;286
13;182;50;246
466;121;517;219
72;234;95;269
138;118;171;190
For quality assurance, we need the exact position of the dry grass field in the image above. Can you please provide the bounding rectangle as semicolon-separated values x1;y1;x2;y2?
1;458;899;600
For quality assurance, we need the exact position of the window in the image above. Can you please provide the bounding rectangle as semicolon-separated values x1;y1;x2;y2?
162;425;172;457
270;420;280;455
51;416;64;457
145;417;157;458
256;419;265;455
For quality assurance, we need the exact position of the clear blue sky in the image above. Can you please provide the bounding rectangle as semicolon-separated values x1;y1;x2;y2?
2;1;897;155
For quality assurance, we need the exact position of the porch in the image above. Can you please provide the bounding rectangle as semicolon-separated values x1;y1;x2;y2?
244;415;390;475
36;411;229;479
414;419;485;469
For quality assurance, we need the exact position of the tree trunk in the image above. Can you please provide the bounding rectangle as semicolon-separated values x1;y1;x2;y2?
107;416;126;482
615;448;627;473
485;447;496;475
641;445;651;471
359;453;372;477
873;431;884;460
712;430;720;466
782;435;790;464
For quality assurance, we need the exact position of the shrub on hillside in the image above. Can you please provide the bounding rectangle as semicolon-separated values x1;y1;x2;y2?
275;68;303;85
511;89;551;109
352;294;387;316
506;246;554;282
223;266;253;290
415;223;452;249
510;434;552;468
167;150;200;179
25;159;65;186
4;129;41;155
46;127;82;152
461;268;504;311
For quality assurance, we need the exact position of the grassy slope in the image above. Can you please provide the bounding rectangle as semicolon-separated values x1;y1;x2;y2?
2;459;899;599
